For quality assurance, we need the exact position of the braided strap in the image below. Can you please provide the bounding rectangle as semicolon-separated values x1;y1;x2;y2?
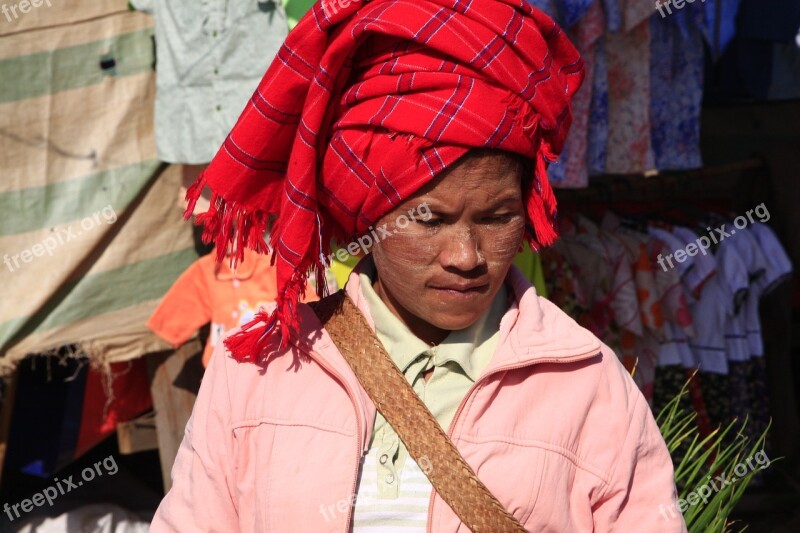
309;291;526;532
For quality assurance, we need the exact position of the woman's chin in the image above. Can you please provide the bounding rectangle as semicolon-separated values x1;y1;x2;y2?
423;312;482;333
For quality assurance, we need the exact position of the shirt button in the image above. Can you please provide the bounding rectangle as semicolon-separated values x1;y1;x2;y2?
379;454;389;465
213;68;219;75
215;104;222;112
384;473;394;484
212;30;218;38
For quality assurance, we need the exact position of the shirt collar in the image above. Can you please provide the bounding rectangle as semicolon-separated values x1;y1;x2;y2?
214;247;260;281
358;257;508;382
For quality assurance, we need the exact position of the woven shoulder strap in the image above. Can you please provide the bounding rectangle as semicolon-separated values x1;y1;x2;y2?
309;291;526;532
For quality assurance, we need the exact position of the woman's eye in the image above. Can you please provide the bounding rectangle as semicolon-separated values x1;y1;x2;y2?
417;218;442;227
483;214;513;224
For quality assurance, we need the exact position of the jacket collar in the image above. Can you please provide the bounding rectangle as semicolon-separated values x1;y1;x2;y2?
491;265;602;371
343;258;601;372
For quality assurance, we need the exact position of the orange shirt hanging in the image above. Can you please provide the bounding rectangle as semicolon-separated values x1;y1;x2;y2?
147;248;317;367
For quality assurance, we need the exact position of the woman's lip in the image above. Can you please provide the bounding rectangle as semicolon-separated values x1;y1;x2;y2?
429;284;489;293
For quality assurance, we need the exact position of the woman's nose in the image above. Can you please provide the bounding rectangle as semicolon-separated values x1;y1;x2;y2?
438;226;484;272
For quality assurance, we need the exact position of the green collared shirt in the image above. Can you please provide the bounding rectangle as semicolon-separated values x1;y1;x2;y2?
358;261;508;498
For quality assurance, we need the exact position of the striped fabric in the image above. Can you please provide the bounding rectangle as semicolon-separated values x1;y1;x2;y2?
352;448;432;531
0;1;196;374
188;0;585;363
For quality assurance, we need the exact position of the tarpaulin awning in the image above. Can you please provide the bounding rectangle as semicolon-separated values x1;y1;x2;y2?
0;1;197;375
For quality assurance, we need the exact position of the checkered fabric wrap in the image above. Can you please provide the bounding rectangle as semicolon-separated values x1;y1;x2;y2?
185;0;584;362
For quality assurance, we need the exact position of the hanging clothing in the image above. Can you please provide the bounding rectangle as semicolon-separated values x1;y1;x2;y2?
601;0;621;32
547;209;792;457
671;226;716;297
745;223;793;457
130;0;288;163
587;37;609;175
549;0;605;188
540;246;589;319
146;248;316;366
648;227;697;370
604;19;654;174
714;0;743;56
649;17;704;170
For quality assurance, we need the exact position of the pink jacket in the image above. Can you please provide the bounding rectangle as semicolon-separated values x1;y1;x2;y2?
152;266;686;532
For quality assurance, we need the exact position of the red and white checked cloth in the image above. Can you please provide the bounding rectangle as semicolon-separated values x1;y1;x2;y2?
185;0;584;362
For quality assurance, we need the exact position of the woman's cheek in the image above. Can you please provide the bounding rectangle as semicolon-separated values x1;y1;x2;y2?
372;227;440;305
482;219;525;265
375;222;440;266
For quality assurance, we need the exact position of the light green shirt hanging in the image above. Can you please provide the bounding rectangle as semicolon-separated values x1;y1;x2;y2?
283;0;315;29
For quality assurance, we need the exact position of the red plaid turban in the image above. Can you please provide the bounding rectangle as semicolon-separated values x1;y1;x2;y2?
186;0;584;362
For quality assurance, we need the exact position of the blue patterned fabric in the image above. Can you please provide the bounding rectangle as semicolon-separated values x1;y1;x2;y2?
602;0;621;32
670;0;707;41
527;0;593;29
649;17;704;170
526;0;557;18
554;0;594;29
533;0;710;177
548;145;567;184
587;38;608;175
717;0;743;55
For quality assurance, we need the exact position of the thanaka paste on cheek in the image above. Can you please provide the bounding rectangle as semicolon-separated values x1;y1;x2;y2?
483;218;526;260
372;230;449;344
372;228;436;313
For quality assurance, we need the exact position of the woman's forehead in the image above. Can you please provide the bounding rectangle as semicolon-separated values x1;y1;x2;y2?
413;155;523;201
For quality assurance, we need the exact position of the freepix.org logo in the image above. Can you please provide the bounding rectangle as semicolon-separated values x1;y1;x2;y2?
3;205;118;273
2;0;52;23
657;450;771;521
321;0;362;18
319;203;432;266
3;455;119;523
655;203;770;272
655;0;706;19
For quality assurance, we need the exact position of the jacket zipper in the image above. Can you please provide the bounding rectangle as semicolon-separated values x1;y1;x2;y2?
425;349;601;532
291;339;365;533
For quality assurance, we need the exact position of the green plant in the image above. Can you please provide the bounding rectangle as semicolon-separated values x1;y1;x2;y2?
655;376;775;533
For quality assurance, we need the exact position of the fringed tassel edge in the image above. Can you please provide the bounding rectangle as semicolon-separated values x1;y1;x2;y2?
184;171;272;268
223;262;313;364
526;147;559;251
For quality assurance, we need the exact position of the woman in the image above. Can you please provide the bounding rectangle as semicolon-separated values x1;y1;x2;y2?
152;0;685;531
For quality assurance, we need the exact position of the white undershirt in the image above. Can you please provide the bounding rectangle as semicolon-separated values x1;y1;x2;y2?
351;446;432;531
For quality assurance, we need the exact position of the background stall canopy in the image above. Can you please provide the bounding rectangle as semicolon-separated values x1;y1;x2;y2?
0;0;197;376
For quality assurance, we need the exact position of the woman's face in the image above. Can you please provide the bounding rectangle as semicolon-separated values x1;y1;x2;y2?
372;151;526;345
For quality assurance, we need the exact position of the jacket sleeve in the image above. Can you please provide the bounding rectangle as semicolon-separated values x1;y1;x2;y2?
591;391;688;532
150;339;239;532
